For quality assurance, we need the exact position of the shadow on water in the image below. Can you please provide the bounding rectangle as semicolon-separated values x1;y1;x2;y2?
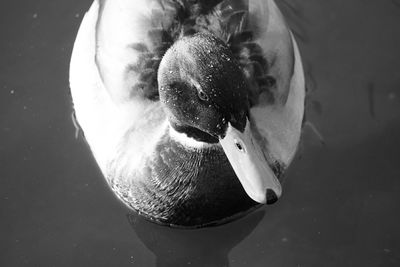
127;210;265;267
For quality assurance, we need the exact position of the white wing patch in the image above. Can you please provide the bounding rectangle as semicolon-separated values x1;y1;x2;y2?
95;0;163;104
70;1;167;176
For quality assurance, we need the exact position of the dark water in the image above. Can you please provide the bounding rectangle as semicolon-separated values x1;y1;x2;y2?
1;0;400;266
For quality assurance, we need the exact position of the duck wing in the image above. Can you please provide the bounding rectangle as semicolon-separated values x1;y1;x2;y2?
69;0;169;173
95;0;171;103
245;0;305;169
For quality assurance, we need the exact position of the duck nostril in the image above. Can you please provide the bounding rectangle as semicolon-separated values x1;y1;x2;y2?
266;189;278;205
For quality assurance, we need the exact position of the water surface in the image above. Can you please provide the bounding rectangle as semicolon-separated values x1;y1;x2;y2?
1;0;400;266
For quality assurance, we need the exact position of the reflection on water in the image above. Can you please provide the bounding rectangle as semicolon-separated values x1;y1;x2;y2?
128;211;265;267
1;0;400;266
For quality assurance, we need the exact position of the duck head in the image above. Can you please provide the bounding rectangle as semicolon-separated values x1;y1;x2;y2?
158;33;282;204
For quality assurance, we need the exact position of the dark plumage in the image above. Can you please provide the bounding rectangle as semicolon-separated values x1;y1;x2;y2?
110;132;256;226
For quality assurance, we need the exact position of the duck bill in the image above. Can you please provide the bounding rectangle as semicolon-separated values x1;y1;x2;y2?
219;119;282;204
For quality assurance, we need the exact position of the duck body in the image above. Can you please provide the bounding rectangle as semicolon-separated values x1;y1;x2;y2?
70;0;305;227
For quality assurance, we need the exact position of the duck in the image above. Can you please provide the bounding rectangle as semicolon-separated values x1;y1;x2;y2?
69;0;305;228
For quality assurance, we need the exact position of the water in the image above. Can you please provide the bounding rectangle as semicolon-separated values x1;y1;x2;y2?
1;0;400;266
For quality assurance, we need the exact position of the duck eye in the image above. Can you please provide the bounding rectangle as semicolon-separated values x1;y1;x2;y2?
234;139;246;153
197;89;209;101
